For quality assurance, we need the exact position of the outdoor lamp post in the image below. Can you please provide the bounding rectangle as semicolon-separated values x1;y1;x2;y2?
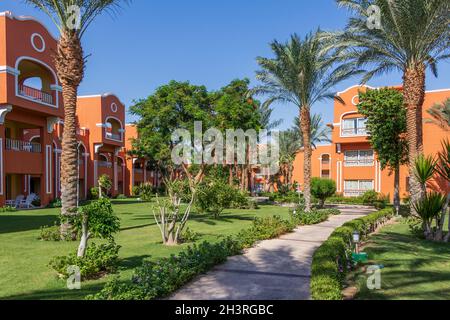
353;231;360;253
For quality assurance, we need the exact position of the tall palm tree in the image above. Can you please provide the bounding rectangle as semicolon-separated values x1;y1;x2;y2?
427;98;450;131
293;114;332;149
251;32;356;212
25;0;130;236
323;0;449;209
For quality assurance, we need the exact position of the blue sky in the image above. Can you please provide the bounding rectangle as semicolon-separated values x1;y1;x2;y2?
2;0;449;129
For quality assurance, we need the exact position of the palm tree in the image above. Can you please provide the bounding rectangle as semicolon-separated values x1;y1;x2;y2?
323;0;449;209
251;32;356;212
279;129;301;187
293;114;332;149
25;0;131;236
257;101;283;130
427;98;450;131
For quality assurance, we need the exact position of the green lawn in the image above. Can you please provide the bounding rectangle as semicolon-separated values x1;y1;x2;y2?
0;199;290;300
353;221;450;300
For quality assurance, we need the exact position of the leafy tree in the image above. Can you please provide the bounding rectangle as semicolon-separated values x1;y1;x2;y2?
251;32;356;212
98;174;112;199
25;0;131;237
427;98;450;131
129;81;215;179
357;88;408;215
324;0;450;211
213;79;262;189
77;199;120;257
311;178;337;208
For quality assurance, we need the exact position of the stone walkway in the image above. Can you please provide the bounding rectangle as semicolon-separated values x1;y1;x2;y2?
170;205;375;300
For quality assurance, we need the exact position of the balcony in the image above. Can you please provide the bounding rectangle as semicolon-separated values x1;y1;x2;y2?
18;84;53;105
6;138;41;153
344;159;374;167
341;127;367;137
344;190;367;197
134;169;144;174
105;132;122;141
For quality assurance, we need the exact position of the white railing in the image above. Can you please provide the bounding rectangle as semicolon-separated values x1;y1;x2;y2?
98;161;112;168
344;159;374;167
19;84;53;105
6;138;41;153
341;127;367;136
106;132;122;141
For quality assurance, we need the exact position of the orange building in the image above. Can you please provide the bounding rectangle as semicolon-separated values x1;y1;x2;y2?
0;11;155;207
293;85;450;201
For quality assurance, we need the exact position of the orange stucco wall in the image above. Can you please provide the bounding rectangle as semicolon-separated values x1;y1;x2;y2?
293;85;450;201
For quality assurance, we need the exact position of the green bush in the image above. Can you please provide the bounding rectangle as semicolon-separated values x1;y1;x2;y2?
310;208;393;300
0;206;17;213
291;208;341;226
89;187;100;200
47;198;62;208
116;194;127;200
134;183;153;201
39;224;61;241
90;215;299;300
361;190;379;205
311;178;337;208
49;242;121;280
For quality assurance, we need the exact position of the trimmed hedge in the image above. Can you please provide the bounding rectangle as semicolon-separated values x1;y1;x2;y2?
310;208;393;300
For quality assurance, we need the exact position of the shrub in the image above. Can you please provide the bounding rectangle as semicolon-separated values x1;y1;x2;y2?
98;174;113;198
291;208;341;226
39;224;61;241
0;206;17;213
361;190;379;205
135;183;153;201
180;227;200;243
311;178;337;208
48;198;62;208
89;187;100;200
49;242;121;280
310;208;393;300
116;194;127;200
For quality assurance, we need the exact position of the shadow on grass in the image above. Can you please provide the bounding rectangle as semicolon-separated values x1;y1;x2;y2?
0;215;57;234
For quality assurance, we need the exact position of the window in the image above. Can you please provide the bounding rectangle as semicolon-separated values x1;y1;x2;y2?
341;117;368;136
321;170;330;178
344;150;374;167
344;180;374;197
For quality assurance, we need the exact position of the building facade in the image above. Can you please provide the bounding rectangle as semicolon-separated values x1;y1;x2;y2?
293;85;450;201
0;11;154;207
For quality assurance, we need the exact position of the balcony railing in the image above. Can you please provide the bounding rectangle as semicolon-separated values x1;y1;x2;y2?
18;84;53;105
344;159;374;167
105;132;122;141
6;138;42;153
134;169;143;174
341;127;367;136
98;161;112;168
344;190;367;197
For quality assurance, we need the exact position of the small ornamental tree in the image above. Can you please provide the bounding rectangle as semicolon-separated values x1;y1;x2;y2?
77;199;120;257
98;174;113;199
311;178;336;208
357;88;408;215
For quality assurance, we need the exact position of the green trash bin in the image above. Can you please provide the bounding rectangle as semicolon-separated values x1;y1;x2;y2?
352;252;368;264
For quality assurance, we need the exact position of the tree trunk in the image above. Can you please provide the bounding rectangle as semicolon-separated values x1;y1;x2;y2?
56;31;85;238
403;65;425;215
394;165;401;216
77;217;89;258
300;106;312;212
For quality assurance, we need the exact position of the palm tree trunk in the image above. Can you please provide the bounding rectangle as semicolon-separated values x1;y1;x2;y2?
55;32;84;238
394;165;400;216
300;106;312;212
403;64;425;214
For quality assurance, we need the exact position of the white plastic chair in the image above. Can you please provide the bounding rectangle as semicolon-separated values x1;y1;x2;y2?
20;194;37;209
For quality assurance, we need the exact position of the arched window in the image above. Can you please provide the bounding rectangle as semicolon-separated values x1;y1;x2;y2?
105;117;123;141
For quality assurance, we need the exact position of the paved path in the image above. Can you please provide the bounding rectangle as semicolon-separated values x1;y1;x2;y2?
170;206;375;300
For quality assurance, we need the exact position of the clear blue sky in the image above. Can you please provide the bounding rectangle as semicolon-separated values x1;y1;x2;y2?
2;0;449;129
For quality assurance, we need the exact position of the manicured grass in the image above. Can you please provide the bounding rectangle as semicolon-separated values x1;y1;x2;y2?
353;222;450;300
0;199;290;300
